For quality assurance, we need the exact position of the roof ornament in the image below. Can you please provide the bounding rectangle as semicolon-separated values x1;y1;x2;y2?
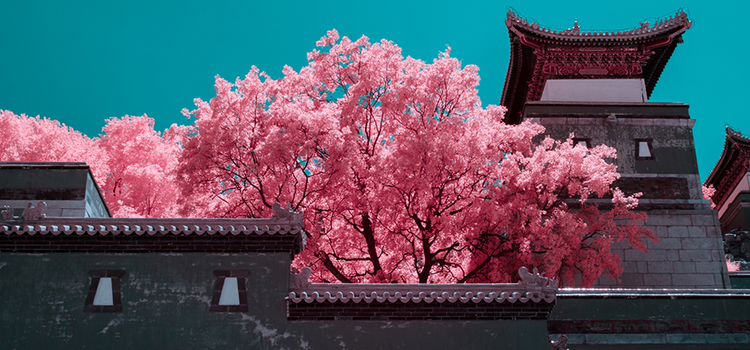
518;266;559;289
21;201;46;221
560;20;580;35
1;206;14;221
272;202;303;222
607;114;618;124
290;266;312;291
640;21;650;29
549;334;569;350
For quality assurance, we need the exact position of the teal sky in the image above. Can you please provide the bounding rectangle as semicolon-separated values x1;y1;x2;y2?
0;1;745;182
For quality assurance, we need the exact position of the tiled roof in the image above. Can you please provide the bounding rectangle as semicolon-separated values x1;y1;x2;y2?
288;283;556;304
1;218;303;237
288;266;558;304
506;9;691;43
1;202;304;237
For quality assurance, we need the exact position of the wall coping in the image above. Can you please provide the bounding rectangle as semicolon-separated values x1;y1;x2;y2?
1;218;302;237
558;288;750;299
0;203;304;238
288;267;558;304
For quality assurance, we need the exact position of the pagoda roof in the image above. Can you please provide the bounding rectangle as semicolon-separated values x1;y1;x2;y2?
500;10;692;124
704;127;750;209
505;10;691;45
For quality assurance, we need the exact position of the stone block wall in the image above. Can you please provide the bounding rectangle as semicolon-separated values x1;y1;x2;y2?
549;289;750;350
596;210;730;288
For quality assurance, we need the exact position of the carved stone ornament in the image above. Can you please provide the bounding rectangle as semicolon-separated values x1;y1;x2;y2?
272;202;303;222
549;334;569;350
21;201;47;221
1;206;14;221
290;266;312;291
518;266;559;289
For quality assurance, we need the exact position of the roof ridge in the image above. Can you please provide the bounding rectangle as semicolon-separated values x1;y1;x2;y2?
506;9;690;39
726;126;750;145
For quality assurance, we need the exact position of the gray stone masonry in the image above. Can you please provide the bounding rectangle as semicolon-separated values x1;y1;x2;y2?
596;210;731;288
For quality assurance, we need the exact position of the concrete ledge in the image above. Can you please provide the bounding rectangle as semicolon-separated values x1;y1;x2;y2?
552;333;750;345
558;288;750;298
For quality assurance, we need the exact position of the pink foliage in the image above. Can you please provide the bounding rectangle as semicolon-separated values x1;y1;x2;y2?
0;110;109;180
179;30;655;285
0;110;183;218
727;257;741;272
702;184;717;209
98;115;185;217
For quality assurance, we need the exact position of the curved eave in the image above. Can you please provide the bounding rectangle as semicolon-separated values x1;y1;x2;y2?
705;137;738;187
705;128;750;207
500;34;535;125
642;40;678;98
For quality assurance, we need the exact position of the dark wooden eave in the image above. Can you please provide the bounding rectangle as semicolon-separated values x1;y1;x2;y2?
704;127;750;209
500;10;691;124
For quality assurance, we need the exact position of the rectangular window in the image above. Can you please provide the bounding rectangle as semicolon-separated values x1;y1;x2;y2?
84;270;124;313
572;138;591;148
210;270;249;312
635;139;654;160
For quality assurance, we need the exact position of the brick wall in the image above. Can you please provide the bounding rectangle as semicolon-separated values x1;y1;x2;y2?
287;299;555;321
0;234;300;254
597;210;730;288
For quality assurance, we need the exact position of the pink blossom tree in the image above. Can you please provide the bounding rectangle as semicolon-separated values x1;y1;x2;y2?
0;110;110;180
0;110;183;217
97;115;185;217
179;30;655;285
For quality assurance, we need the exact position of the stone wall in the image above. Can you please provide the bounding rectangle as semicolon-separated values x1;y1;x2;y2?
0;253;550;350
549;289;750;349
596;210;729;288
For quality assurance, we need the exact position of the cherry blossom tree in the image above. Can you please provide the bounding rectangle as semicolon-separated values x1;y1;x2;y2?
0;110;182;217
179;30;655;285
0;110;108;175
97;115;185;217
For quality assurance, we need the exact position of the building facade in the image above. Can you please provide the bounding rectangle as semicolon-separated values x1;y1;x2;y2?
1;9;749;350
502;10;729;289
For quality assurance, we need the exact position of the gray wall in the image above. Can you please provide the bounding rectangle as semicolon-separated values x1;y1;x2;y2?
0;252;548;350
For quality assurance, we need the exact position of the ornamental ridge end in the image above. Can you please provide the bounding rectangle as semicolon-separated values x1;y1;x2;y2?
271;202;304;224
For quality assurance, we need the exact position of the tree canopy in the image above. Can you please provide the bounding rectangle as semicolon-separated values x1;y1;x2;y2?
0;30;654;286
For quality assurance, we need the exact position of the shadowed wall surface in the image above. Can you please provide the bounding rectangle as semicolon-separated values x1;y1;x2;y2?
0;253;549;350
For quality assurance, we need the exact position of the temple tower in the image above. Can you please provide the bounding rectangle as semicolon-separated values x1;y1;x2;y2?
501;10;730;288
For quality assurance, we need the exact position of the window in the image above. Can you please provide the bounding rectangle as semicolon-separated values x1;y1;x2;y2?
84;270;125;313
635;139;653;160
210;270;250;312
572;138;591;148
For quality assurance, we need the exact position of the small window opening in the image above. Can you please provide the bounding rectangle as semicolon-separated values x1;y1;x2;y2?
84;270;124;313
218;277;240;305
210;270;249;312
93;277;114;306
572;138;591;149
635;139;654;159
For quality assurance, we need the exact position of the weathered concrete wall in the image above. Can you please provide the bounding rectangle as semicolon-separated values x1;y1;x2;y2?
523;102;703;203
540;122;699;176
0;253;548;350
